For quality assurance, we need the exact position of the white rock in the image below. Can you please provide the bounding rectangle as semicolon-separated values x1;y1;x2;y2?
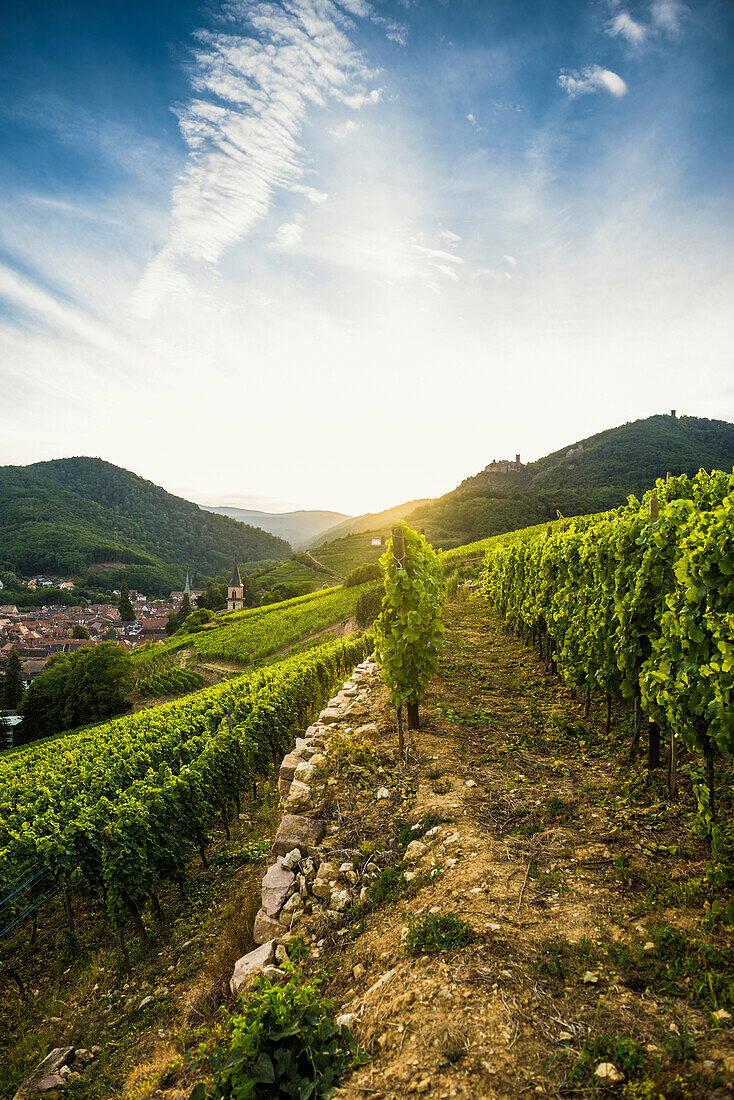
283;781;313;813
594;1063;625;1083
330;887;352;911
230;940;276;995
404;840;427;862
281;848;302;872
294;762;316;785
376;787;390;801
465;779;477;788
336;1013;357;1029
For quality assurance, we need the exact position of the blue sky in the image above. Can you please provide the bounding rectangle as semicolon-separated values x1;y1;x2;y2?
1;0;732;514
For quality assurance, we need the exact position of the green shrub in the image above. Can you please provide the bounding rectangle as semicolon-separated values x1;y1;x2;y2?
192;971;366;1099
345;563;382;588
404;912;475;956
354;584;383;629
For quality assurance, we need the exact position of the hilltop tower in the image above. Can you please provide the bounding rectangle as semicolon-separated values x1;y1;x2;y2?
227;561;245;611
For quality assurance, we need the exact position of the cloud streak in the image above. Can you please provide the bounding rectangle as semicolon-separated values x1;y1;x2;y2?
133;0;387;316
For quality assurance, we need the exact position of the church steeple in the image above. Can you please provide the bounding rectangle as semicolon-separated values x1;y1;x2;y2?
227;560;245;611
184;570;192;596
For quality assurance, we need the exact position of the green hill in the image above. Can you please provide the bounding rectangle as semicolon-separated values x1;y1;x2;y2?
301;415;734;567
0;457;290;596
405;413;734;545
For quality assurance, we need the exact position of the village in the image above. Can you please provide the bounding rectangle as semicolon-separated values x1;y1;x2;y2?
0;578;196;691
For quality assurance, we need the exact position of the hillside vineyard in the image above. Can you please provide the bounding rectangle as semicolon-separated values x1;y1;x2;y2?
482;470;734;826
0;635;370;941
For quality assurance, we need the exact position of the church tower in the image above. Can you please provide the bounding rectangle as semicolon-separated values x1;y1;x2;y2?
227;561;245;611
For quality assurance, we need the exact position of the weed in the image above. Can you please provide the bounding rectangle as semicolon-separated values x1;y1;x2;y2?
404;913;475;956
191;968;367;1099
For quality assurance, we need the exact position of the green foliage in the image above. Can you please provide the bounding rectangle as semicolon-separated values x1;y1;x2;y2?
403;912;475;955
408;413;734;548
196;582;229;612
72;623;90;639
375;524;445;710
482;468;734;773
354;584;383;629
567;1034;648;1087
260;581;316;605
0;634;371;923
2;650;25;708
136;585;373;669
182;608;214;632
118;583;135;622
136;660;206;697
194;970;366;1100
345;563;382;588
0;456;290;597
20;641;134;740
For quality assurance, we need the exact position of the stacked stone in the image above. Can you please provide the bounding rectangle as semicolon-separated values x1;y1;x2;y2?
230;656;381;995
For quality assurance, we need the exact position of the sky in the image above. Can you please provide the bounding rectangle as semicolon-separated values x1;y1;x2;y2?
1;0;732;516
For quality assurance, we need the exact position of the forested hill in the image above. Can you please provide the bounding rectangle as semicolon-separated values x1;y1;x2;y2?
0;457;290;595
407;414;734;545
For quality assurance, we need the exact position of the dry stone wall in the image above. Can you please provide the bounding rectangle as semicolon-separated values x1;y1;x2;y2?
230;654;381;995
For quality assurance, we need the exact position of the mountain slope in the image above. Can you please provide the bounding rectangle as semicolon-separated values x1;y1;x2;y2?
203;506;350;549
0;457;290;595
306;414;734;557
310;498;434;547
406;413;734;545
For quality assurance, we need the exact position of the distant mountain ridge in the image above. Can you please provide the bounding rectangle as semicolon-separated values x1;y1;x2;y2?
0;457;290;597
203;506;350;549
306;499;434;548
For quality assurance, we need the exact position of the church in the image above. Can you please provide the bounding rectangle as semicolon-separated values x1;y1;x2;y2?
227;562;246;611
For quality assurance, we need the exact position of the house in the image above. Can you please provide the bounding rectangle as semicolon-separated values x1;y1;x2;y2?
57;580;75;590
371;537;384;547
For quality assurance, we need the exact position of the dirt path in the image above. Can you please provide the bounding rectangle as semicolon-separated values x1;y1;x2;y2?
303;548;344;580
306;596;734;1099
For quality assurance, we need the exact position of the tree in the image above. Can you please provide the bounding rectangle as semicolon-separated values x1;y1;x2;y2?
2;650;25;709
118;583;135;623
196;582;228;612
345;563;382;588
355;584;383;629
166;593;193;636
375;523;445;738
72;623;90;639
20;642;134;742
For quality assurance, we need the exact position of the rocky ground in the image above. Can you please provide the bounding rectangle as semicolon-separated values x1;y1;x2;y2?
231;597;734;1100
4;595;733;1099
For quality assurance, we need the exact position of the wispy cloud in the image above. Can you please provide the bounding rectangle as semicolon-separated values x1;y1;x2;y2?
558;65;627;98
606;11;647;45
328;118;362;139
133;0;390;316
651;0;686;35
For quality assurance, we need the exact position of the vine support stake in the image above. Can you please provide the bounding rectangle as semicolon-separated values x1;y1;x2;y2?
668;729;678;797
62;877;77;954
648;721;661;770
631;696;642;756
605;693;612;735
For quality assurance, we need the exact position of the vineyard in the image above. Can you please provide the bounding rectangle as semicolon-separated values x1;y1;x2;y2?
0;634;371;951
481;469;734;916
132;582;370;673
